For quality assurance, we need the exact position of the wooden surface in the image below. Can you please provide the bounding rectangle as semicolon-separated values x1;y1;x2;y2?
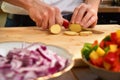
0;25;120;80
48;67;103;80
99;5;120;13
0;25;120;66
99;0;120;13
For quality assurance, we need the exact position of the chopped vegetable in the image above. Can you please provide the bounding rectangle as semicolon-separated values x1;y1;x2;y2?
49;24;62;34
63;31;79;36
103;46;109;53
103;35;111;41
0;43;69;80
62;20;69;29
79;31;93;36
96;47;105;57
69;24;82;32
81;43;92;60
109;44;118;52
110;32;117;43
103;62;111;70
90;57;103;67
89;50;99;60
81;30;120;72
116;30;120;38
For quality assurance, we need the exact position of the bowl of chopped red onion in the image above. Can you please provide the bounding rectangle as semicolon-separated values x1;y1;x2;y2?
0;41;74;80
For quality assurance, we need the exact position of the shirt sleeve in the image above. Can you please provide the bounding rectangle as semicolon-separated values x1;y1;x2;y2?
1;2;28;15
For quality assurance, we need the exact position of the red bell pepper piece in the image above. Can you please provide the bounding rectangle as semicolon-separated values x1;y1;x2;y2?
92;40;98;47
110;32;117;44
112;61;120;72
99;40;105;49
104;52;118;65
90;57;103;67
110;46;120;72
105;41;114;47
62;20;69;29
117;38;120;47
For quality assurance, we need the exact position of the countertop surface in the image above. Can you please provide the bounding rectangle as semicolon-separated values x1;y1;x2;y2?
0;24;120;80
0;25;120;66
99;5;120;13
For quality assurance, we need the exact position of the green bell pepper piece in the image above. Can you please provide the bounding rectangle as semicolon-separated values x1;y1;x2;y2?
103;35;111;41
81;43;92;60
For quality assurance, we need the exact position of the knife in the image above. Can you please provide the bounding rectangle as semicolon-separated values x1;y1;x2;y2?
62;21;104;34
82;27;104;34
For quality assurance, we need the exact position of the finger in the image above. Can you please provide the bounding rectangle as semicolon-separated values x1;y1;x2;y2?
81;11;92;26
90;20;97;28
36;21;42;27
74;3;88;24
29;11;42;27
84;16;97;28
70;6;79;24
54;7;63;26
41;12;49;29
48;7;56;28
33;15;42;27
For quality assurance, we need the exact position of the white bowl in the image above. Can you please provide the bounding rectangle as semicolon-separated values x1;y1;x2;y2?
82;55;120;80
0;41;74;80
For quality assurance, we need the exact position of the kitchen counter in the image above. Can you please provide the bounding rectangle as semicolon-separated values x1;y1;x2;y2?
45;66;102;80
0;9;3;13
99;5;120;13
0;25;120;80
0;24;120;66
98;5;120;24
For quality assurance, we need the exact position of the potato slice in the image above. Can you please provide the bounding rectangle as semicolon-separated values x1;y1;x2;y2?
69;24;82;32
64;31;79;36
79;31;93;36
49;24;62;34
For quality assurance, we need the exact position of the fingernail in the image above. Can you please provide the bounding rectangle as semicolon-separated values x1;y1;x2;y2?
76;21;80;24
80;23;83;26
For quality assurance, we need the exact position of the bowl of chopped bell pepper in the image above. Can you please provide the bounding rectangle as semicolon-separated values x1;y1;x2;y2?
81;30;120;80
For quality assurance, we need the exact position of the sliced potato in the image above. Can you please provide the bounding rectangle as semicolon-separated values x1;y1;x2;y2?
49;24;62;34
63;31;79;36
69;24;82;32
79;31;93;36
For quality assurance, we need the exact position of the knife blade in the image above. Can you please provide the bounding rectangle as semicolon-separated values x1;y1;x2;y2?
82;27;104;34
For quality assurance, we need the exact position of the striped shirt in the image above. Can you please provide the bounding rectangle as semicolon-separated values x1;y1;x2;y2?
1;0;83;15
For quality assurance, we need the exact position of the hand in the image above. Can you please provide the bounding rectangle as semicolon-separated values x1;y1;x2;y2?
27;0;63;29
70;3;98;28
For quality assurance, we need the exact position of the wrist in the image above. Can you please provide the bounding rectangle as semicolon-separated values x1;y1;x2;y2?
3;0;34;11
20;0;33;10
24;0;44;12
84;0;100;12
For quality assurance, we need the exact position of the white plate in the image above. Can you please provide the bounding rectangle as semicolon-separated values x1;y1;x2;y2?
0;41;74;80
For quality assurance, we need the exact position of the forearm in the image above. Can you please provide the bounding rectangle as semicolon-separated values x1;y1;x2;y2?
3;0;33;10
84;0;101;11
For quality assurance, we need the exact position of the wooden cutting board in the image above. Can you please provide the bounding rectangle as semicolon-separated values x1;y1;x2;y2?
0;25;120;66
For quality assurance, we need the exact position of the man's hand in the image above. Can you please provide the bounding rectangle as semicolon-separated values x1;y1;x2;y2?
27;0;63;29
3;0;64;29
70;3;98;28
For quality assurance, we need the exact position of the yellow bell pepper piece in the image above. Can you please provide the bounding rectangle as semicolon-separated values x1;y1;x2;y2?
89;50;99;60
109;44;117;52
103;62;111;70
96;47;105;56
116;30;120;38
